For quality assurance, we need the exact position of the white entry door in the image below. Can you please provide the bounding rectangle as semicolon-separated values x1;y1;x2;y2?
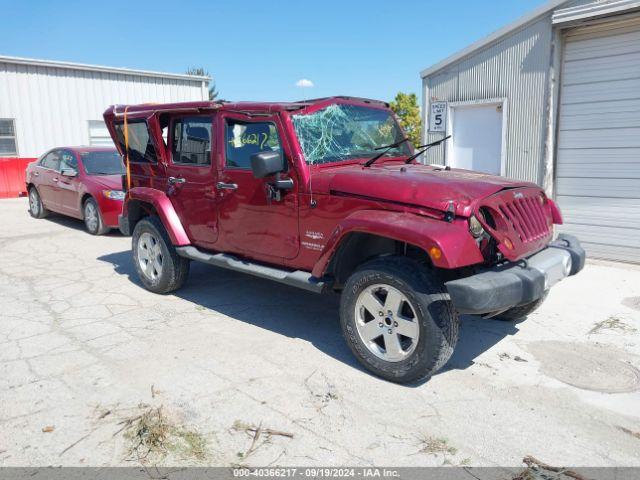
447;102;504;175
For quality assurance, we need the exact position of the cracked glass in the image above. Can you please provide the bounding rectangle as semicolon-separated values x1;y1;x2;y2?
291;104;410;165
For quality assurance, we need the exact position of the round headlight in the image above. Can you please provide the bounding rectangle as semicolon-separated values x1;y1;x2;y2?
469;215;485;238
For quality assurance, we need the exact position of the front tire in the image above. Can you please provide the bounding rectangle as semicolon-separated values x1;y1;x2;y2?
340;256;459;384
83;197;109;235
132;216;190;294
28;187;48;219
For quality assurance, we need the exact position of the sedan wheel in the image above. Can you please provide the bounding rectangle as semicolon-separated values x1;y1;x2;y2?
137;232;164;281
84;201;99;232
83;198;109;235
354;283;420;362
28;187;48;219
29;189;40;216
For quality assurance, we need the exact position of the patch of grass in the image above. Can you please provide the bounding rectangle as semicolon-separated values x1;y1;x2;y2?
589;316;637;335
122;406;209;463
417;436;457;456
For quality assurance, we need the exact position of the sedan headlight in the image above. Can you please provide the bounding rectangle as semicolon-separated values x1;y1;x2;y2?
103;190;125;200
469;215;485;238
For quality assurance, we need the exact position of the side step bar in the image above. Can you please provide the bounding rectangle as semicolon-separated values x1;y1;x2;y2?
175;246;328;294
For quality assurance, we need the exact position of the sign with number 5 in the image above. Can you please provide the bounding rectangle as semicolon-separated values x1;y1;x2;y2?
429;101;447;133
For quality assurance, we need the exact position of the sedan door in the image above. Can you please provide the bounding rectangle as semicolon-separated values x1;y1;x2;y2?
56;149;82;217
36;150;61;210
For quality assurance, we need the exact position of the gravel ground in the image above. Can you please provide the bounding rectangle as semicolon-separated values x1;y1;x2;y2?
1;197;639;467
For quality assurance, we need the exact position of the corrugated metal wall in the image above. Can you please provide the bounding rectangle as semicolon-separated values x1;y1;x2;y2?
0;62;206;157
422;16;554;184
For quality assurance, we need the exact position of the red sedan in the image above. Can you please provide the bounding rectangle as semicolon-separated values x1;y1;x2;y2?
25;147;125;235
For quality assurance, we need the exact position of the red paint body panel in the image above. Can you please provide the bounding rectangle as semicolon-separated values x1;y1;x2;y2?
125;187;191;245
0;158;35;198
311;210;484;277
104;97;563;277
24;147;123;228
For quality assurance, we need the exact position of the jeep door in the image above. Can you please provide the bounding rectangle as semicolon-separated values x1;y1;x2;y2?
215;113;299;260
165;115;218;249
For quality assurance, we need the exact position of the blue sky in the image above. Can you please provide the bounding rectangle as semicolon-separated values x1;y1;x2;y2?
2;0;546;102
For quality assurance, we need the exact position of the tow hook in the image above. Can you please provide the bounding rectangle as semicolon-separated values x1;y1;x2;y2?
444;200;455;222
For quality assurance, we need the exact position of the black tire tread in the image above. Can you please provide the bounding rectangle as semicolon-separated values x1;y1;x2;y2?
28;186;48;219
340;256;458;384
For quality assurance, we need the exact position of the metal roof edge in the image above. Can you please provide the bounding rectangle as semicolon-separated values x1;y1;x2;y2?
552;0;640;24
0;54;210;82
419;0;568;78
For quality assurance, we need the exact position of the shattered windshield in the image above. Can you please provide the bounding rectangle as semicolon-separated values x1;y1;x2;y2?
291;104;411;165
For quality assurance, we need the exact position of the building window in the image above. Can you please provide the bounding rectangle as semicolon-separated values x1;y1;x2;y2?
0;119;18;156
88;120;113;146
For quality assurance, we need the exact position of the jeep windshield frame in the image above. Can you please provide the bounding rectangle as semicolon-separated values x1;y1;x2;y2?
291;103;411;166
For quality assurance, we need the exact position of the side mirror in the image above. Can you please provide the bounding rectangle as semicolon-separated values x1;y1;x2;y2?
250;151;285;179
61;168;78;178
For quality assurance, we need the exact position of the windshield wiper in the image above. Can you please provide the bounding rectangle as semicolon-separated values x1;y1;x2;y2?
404;135;451;164
363;138;410;167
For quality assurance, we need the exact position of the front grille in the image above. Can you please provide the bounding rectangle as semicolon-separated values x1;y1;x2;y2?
498;196;550;243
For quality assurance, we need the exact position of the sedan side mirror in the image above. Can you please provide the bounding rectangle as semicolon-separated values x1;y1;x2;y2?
61;168;78;178
250;151;285;179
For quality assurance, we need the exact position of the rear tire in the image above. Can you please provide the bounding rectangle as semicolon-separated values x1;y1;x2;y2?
495;290;549;321
28;187;48;219
340;256;458;384
83;197;109;235
132;216;190;294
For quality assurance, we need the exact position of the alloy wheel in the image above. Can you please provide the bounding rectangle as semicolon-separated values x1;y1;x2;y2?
137;232;163;281
354;284;420;362
84;201;99;232
29;189;39;215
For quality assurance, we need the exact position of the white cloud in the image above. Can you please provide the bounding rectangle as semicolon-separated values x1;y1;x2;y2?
295;78;314;88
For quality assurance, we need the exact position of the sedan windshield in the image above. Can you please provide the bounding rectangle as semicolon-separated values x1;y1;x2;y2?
81;151;125;175
291;104;411;165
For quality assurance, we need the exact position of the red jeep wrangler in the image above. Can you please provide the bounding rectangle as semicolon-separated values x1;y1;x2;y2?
104;97;584;383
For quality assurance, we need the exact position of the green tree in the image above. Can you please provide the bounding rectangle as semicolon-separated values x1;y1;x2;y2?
389;92;422;147
185;67;219;101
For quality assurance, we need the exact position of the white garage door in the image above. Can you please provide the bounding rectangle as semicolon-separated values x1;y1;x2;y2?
556;16;640;263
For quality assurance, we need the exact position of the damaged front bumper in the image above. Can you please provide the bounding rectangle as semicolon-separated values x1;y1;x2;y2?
445;234;585;315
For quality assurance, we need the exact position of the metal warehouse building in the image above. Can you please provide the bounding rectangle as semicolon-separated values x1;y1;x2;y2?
0;55;209;158
421;0;640;263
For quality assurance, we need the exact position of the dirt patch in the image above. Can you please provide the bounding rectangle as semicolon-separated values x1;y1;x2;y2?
622;296;640;312
525;341;640;393
617;426;640;441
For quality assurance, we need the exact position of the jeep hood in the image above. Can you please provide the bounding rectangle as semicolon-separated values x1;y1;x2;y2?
313;162;538;217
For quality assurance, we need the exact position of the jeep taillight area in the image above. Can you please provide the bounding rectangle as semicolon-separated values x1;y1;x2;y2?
104;97;585;383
